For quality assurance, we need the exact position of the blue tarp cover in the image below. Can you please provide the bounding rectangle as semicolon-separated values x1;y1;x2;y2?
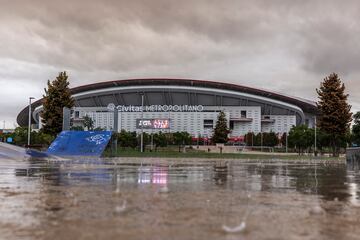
47;131;112;157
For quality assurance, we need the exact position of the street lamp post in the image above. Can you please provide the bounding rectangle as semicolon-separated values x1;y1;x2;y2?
314;116;317;156
140;93;144;153
150;125;154;152
284;124;288;153
27;97;35;147
119;111;122;132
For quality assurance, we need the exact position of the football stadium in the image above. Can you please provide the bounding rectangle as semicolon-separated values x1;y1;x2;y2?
17;78;317;141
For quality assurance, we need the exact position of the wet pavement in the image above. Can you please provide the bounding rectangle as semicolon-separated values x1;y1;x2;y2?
0;157;360;240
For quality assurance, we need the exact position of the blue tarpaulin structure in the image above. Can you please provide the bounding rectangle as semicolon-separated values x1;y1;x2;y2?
46;131;112;157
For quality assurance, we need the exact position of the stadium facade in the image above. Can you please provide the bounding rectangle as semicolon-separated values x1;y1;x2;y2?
17;78;317;139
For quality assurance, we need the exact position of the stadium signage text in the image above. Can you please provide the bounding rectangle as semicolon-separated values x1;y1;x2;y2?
136;119;170;129
107;103;203;112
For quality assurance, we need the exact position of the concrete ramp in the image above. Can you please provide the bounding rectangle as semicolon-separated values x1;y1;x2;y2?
46;131;112;157
0;142;51;160
0;142;29;160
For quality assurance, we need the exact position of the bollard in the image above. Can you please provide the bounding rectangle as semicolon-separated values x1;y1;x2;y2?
346;147;360;164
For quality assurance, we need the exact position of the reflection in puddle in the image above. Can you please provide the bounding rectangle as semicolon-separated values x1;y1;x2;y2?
138;166;168;185
6;158;360;204
0;157;360;239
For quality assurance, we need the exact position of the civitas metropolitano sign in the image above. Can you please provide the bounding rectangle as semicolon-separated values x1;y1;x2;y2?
107;103;204;112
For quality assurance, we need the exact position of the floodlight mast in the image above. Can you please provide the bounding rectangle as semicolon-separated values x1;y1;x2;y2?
27;97;35;147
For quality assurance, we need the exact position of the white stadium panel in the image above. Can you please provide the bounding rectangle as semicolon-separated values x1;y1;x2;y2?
70;105;299;137
19;79;317;137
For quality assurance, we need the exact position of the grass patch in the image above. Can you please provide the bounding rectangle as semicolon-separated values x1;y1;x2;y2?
103;148;343;161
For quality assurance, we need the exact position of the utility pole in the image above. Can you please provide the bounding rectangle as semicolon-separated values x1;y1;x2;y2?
113;107;119;155
197;133;199;148
151;130;154;152
285;124;288;153
168;109;171;135
119;111;122;132
314;116;317;156
27;97;35;147
286;132;288;153
140;93;144;153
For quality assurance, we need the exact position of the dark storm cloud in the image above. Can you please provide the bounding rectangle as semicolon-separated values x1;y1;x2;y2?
1;0;360;126
1;0;282;72
2;0;359;74
300;19;360;75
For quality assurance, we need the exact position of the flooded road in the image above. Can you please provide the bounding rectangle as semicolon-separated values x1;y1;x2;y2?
0;157;359;240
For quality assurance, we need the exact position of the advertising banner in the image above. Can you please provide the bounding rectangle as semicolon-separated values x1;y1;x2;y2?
136;119;170;129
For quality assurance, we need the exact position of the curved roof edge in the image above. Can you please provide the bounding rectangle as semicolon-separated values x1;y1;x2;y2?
17;78;318;126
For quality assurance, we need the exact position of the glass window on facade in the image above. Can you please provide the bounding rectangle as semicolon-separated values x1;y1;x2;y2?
241;110;247;118
203;119;214;128
230;120;234;130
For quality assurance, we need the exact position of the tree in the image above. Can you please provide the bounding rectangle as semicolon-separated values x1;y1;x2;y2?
280;132;287;147
173;131;192;152
41;72;74;136
245;132;279;147
13;127;28;146
288;125;314;154
287;128;331;155
352;112;360;146
316;73;352;156
83;115;95;131
254;133;262;146
211;111;230;144
316;129;331;154
32;130;55;147
117;130;137;148
8;127;54;147
153;132;167;150
71;126;84;131
94;127;106;131
245;132;255;146
137;132;150;151
263;132;279;147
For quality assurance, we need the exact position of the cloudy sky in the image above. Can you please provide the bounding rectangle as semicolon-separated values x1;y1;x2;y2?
1;0;360;128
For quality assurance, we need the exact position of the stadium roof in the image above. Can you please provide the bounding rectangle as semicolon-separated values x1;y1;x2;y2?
17;78;317;126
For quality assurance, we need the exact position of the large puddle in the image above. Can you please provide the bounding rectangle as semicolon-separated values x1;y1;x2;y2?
0;157;359;240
